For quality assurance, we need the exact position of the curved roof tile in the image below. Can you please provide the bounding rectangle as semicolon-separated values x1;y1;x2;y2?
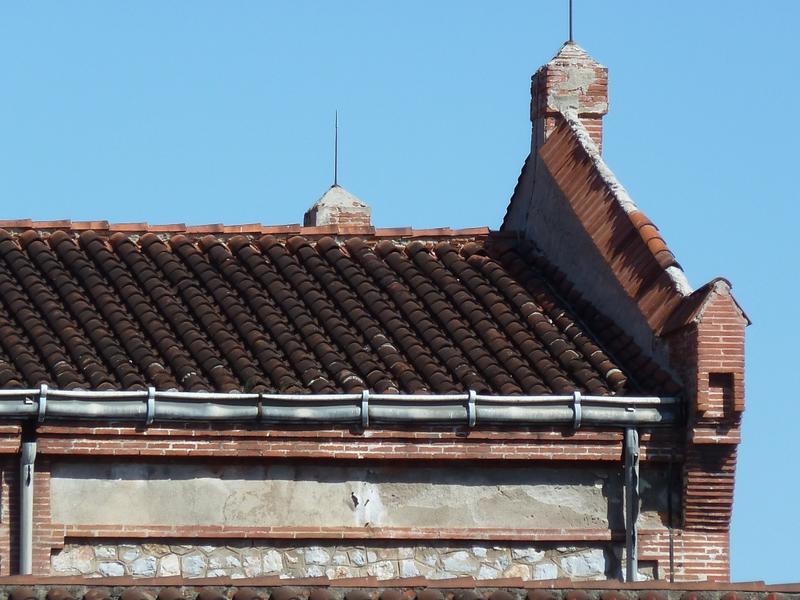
0;228;677;396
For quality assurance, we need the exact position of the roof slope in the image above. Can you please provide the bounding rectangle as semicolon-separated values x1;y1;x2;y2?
536;118;692;332
0;228;677;396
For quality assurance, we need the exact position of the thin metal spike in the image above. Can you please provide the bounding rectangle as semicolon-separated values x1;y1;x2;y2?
569;0;573;42
334;110;339;187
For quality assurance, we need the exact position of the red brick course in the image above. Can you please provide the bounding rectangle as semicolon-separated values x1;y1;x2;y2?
18;426;681;462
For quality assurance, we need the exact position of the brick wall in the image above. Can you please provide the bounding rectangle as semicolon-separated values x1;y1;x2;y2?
639;530;729;582
0;427;684;580
663;279;747;580
0;458;15;575
0;421;727;582
30;426;679;462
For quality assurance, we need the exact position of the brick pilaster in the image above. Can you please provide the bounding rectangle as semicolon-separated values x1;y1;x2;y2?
664;279;748;581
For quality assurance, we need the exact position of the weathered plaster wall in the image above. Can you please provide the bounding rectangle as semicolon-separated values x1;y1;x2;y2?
50;541;620;581
50;460;669;532
46;459;672;580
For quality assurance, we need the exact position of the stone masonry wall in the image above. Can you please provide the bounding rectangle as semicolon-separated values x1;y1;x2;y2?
51;541;620;581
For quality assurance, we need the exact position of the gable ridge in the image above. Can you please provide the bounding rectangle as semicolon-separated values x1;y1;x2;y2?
536;116;695;335
550;116;693;297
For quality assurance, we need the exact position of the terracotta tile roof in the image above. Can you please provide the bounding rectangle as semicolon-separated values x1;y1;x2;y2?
3;582;800;600
0;226;678;396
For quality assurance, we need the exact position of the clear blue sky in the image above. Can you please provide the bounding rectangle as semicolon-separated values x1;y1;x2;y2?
1;0;797;584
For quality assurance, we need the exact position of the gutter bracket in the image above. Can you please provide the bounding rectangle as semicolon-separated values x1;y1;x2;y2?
361;390;370;428
37;383;48;424
145;386;155;426
572;390;582;429
467;390;477;427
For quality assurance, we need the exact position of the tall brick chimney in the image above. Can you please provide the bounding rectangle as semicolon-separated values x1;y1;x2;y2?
531;42;608;152
303;184;372;227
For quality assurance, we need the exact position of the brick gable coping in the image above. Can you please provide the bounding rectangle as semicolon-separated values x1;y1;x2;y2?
535;118;693;335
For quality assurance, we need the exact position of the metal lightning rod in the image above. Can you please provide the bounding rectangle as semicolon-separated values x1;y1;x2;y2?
569;0;574;42
334;110;339;187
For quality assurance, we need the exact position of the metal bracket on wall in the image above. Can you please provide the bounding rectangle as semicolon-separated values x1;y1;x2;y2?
572;390;582;429
37;383;47;423
467;389;477;427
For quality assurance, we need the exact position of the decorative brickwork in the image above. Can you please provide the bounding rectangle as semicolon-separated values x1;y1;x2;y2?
665;280;746;533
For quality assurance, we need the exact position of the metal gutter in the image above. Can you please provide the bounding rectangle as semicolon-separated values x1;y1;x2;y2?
0;387;680;427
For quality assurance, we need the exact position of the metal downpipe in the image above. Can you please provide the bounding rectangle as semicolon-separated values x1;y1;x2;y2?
19;439;36;575
624;427;640;582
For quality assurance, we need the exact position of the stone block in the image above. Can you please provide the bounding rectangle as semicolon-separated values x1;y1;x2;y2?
348;549;367;566
442;551;479;574
158;554;181;577
181;553;207;578
130;556;157;577
503;563;531;579
303;565;325;577
98;562;125;577
263;550;283;574
512;547;546;563
560;549;606;578
533;562;558;580
304;547;331;565
52;546;95;575
95;546;117;559
142;544;170;557
119;546;140;562
477;564;500;580
367;560;397;579
399;559;420;578
242;552;262;578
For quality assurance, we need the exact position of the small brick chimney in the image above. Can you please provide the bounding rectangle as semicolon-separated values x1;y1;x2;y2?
303;184;372;227
531;42;608;152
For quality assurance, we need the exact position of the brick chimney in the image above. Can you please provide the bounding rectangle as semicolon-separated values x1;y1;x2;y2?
303;184;372;227
531;42;608;152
